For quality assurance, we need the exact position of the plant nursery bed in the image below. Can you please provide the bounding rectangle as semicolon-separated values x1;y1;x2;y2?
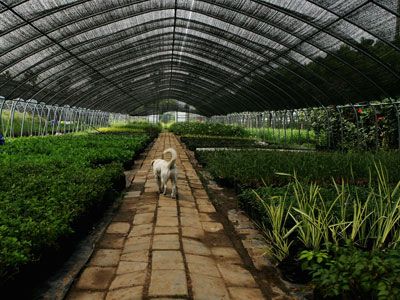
183;146;312;299
0;129;157;298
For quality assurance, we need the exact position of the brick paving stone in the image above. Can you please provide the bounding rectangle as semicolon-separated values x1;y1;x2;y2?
202;221;224;233
190;183;204;189
107;222;131;234
181;227;205;239
123;240;151;254
197;204;216;213
149;298;182;300
193;189;208;197
187;260;220;277
98;234;125;249
109;272;146;289
125;235;151;245
152;250;184;270
180;216;202;228
120;250;149;262
125;191;142;198
228;287;265;300
67;291;106;300
136;204;157;213
148;270;188;297
179;200;196;208
89;249;121;267
186;254;214;264
180;207;198;214
217;263;258;287
68;134;275;300
129;224;153;237
196;199;210;206
158;206;178;213
75;267;115;290
191;273;230;300
132;177;146;184
157;210;177;217
199;213;216;222
119;201;137;212
182;238;211;256
116;261;148;274
133;212;154;225
156;216;179;227
178;194;195;202
145;187;159;193
106;286;143;300
154;226;179;234
153;234;180;250
158;200;178;208
211;247;242;264
113;211;134;223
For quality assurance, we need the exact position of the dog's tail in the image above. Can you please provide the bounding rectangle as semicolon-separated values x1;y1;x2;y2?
163;148;177;169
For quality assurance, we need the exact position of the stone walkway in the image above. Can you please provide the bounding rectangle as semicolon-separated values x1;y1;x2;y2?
67;133;266;300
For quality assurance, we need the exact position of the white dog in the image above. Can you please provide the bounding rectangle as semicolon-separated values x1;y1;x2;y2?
152;148;178;198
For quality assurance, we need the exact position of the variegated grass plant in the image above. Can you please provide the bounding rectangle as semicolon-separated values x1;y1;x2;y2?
255;163;400;263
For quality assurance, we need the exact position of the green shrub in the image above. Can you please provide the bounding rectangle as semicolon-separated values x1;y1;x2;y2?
98;122;161;138
169;122;249;137
0;133;150;281
197;149;400;187
180;135;259;150
243;167;400;261
300;245;400;299
247;127;316;149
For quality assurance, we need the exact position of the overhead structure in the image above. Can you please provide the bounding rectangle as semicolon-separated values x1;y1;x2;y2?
0;0;400;116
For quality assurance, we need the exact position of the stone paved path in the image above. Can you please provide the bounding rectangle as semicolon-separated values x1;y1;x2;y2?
67;133;266;300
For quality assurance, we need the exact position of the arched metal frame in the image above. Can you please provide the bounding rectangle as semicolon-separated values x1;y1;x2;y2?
1;1;400;116
0;97;111;137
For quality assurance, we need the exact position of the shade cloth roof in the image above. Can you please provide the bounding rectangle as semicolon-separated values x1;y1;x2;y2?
1;0;400;116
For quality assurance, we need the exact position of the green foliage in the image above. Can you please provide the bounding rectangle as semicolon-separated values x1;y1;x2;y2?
310;101;400;150
98;122;161;138
1;110;75;137
0;133;150;281
246;127;316;149
300;246;400;299
180;135;260;150
240;167;400;262
169;122;250;137
197;149;400;187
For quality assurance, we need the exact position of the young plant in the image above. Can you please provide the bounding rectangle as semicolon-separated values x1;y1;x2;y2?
254;190;295;262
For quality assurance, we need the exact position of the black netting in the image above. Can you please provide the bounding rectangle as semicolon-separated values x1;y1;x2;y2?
0;0;400;116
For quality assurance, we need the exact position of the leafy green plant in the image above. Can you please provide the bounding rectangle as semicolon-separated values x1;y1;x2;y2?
256;192;295;261
239;164;400;263
197;149;400;187
180;135;260;150
98;121;161;138
246;127;316;149
300;246;400;299
0;132;151;282
169;122;249;137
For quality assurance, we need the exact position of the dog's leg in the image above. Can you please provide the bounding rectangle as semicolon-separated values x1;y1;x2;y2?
171;172;177;199
161;177;167;195
156;175;162;193
171;182;176;199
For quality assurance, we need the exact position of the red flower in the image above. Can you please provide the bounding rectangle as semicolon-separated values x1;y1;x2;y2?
357;108;363;114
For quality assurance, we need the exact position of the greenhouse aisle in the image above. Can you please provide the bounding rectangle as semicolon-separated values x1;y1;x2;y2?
66;132;269;300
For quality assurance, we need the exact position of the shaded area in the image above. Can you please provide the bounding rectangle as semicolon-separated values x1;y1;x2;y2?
0;1;400;115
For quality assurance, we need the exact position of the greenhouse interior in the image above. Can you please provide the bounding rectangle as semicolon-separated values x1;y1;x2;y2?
1;1;400;299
